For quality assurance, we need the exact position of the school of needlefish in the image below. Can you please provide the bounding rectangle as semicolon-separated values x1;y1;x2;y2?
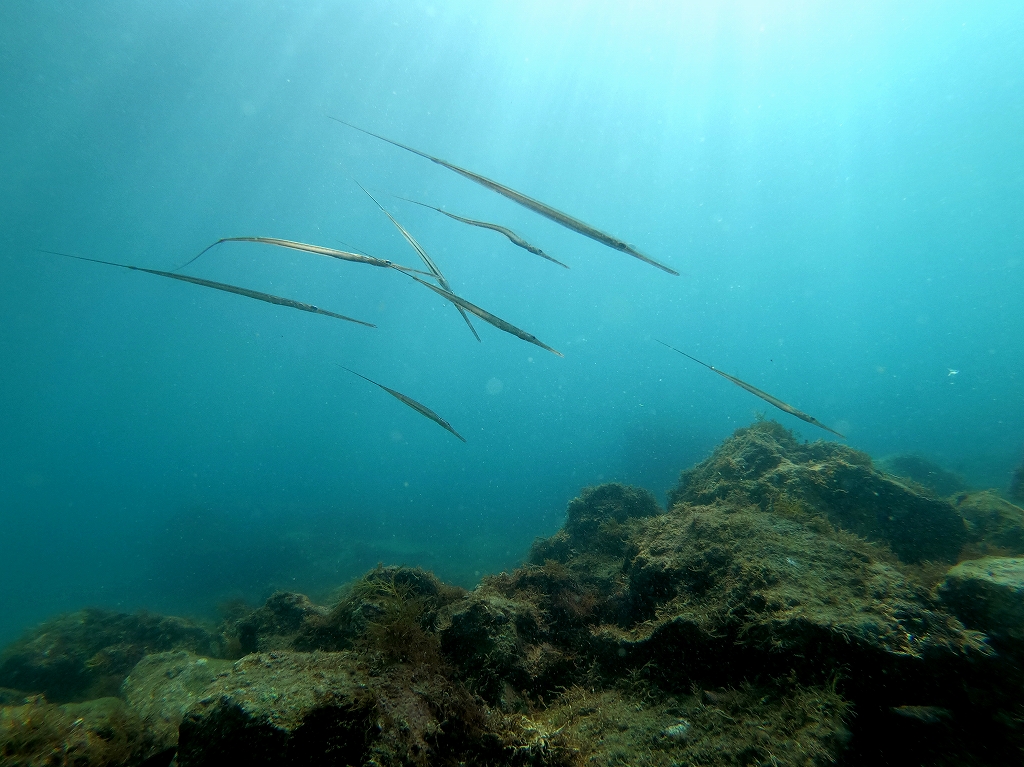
41;119;845;442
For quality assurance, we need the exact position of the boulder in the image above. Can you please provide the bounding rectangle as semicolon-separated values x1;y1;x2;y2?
954;491;1024;556
668;421;968;563
121;650;232;756
594;501;990;700
176;651;369;767
233;592;330;654
561;483;660;548
439;584;569;705
228;568;466;656
938;556;1024;645
0;609;226;703
176;649;540;767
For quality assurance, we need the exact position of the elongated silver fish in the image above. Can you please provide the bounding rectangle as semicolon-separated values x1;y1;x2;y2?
356;182;481;342
177;236;431;277
339;365;465;442
330;118;678;276
395;196;569;269
407;273;562;357
41;250;375;327
657;340;845;439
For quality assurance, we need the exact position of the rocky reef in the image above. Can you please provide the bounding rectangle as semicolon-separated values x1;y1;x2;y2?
3;421;1024;765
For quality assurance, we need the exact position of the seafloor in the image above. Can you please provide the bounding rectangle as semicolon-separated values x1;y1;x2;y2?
3;420;1024;766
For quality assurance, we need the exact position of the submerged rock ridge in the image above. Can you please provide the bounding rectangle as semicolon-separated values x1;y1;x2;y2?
3;420;1024;765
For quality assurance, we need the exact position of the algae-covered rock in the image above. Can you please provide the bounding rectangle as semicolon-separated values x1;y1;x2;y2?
938;556;1024;645
439;591;545;705
177;649;559;767
313;565;465;656
0;609;226;703
176;651;369;767
669;421;968;563
562;483;660;547
227;567;466;657
183;569;559;766
954;491;1024;557
511;467;1008;763
439;568;590;705
611;503;986;670
0;695;152;767
530;483;660;586
232;591;330;654
121;650;232;757
879;454;969;497
536;682;850;767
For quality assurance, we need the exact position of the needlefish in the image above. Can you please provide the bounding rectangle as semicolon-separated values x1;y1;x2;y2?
40;250;376;327
407;274;563;358
356;182;481;342
656;340;845;439
338;366;466;443
394;195;569;269
176;236;431;277
330;118;678;276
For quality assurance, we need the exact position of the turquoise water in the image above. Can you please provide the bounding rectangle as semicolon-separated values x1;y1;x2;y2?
1;1;1022;644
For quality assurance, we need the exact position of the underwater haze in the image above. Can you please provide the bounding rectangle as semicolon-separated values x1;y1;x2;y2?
1;1;1022;646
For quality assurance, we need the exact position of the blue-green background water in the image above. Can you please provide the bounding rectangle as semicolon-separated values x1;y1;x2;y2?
1;1;1022;646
